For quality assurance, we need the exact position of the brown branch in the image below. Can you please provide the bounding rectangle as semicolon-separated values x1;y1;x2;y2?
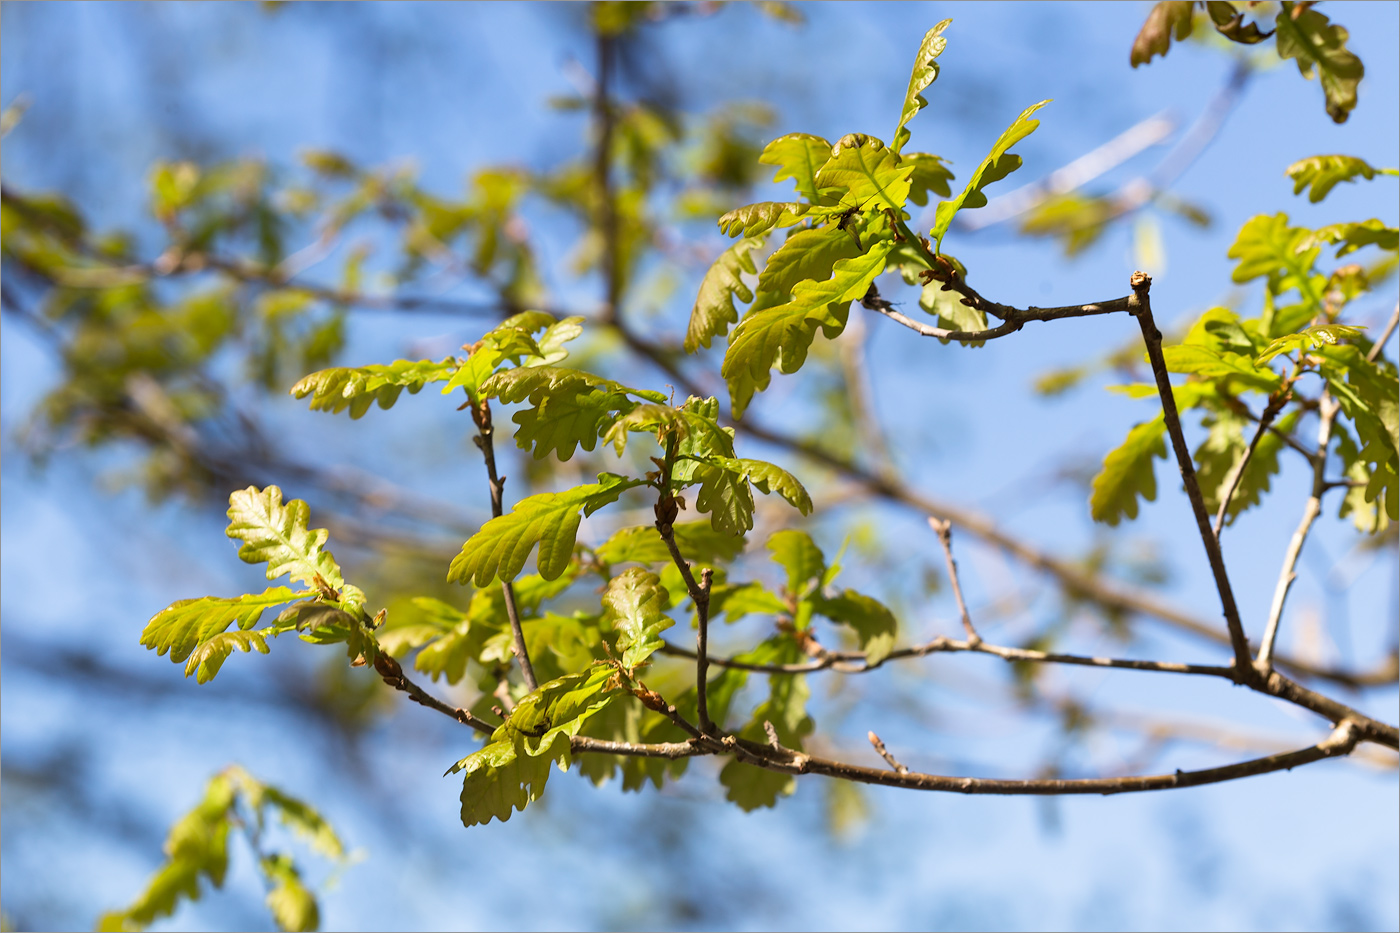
592;30;621;321
470;400;537;692
1130;272;1254;682
568;735;703;759
861;281;1135;344
928;517;981;645
1368;303;1398;364
371;653;497;736
1257;392;1339;677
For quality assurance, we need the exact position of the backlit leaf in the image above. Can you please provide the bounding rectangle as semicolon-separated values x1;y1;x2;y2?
814;134;914;212
1275;4;1365;124
290;358;459;418
226;486;344;588
601;568;673;669
767;529;826;596
448;474;643;586
813;589;898;666
717;201;809;238
686;235;765;353
1130;1;1195;67
903;152;956;206
1285;154;1391;203
1256;324;1366;365
1090;416;1167;526
758;133;832;201
595;520;746;566
893;21;951;154
931;100;1050;251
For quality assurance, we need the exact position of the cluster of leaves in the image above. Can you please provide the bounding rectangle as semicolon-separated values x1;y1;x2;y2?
1090;154;1398;533
685;21;1060;414
98;766;346;933
1131;1;1365;124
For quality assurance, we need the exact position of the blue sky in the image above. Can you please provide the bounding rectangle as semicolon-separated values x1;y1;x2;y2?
3;3;1397;930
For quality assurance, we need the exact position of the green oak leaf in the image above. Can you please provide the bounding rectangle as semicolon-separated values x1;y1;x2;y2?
903;152;956;206
483;366;664;461
813;134;913;213
685;235;766;353
813;589;898;666
595;520;746;566
756;225;863;305
1308;220;1398;258
767;529;826;596
1275;3;1364;124
290;357;459;419
601;567;673;669
141;586;306;670
893;21;952;153
717;201;809;238
931;100;1050;251
723;242;891;417
1286;154;1394;203
226;486;344;589
1256;324;1366;365
1090;416;1167;526
448;474;643;586
758;133;833;201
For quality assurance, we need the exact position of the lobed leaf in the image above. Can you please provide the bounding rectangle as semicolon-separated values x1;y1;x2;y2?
758;133;833;201
448;474;643;586
723;243;891;417
1275;4;1364;124
595;520;746;566
1256;324;1366;365
484;366;663;461
226;486;344;588
290;358;459;419
685;235;766;353
717;201;809;238
813;590;898;666
931;100;1050;251
755;225;863;305
1308;219;1398;258
903;152;956;206
1130;1;1195;68
142;586;306;666
1285;154;1390;203
814;134;914;213
601;567;673;669
704;457;813;518
893;21;952;153
1090;417;1167;526
767;529;826;596
1161;344;1283;392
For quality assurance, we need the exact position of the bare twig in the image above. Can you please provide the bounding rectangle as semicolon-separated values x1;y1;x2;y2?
469;399;537;692
861;281;1135;344
928;517;981;645
1130;272;1254;681
1368;303;1398;363
868;731;910;775
371;653;497;736
1214;390;1290;536
1257;391;1339;677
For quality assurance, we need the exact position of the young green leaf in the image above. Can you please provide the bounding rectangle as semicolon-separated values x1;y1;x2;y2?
813;134;914;212
448;474;643;586
142;586;306;668
903;152;956;206
601;568;673;669
452;666;618;826
1256;324;1366;365
758;133;833;201
290;358;459;418
1161;344;1283;392
719;647;813;810
702;457;814;518
717;201;809;238
755;225;863;305
767;529;826;596
484;366;663;460
708;581;788;624
1227;213;1319;295
723;242;891;417
226;486;344;588
920;278;987;344
691;460;757;537
1285;154;1394;203
595;520;747;566
261;855;318;933
893;21;952;153
1090;416;1167;526
1308;220;1398;258
813;590;898;666
1130;1;1195;68
603;402;734;458
1275;3;1365;124
685;235;766;353
931;100;1050;251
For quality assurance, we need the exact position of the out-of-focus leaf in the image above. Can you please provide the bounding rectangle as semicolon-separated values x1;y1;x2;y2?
1308;220;1398;258
1285;154;1394;203
1256;324;1367;365
813;589;898;665
1275;3;1365;124
686;235;766;353
1130;1;1195;67
596;521;746;566
1090;416;1167;526
291;358;459;419
767;529;826;596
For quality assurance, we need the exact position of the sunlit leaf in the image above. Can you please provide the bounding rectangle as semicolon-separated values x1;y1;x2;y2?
717;201;809;238
1256;324;1366;365
931;100;1050;251
814;134;914;212
448;474;643;586
226;486;344;588
1285;154;1393;203
758;133;832;201
686;235;766;353
1275;3;1365;124
601;568;673;669
290;358;459;418
1090;416;1167;526
767;529;826;596
813;589;898;665
893;21;951;153
595;520;746;566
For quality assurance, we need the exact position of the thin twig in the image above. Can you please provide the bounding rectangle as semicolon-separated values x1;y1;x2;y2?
1130;272;1254;682
867;731;910;775
1214;390;1290;536
928;517;981;645
592;30;621;321
1257;391;1339;677
371;653;497;736
470;400;537;692
862;282;1135;343
1367;303;1398;363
